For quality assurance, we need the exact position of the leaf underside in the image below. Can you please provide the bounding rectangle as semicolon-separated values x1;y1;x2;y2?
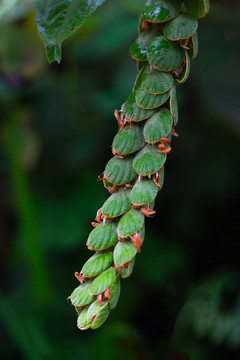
35;0;106;63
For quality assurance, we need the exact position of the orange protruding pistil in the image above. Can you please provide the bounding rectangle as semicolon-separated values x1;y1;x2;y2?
112;149;124;159
108;185;119;193
95;209;102;223
141;20;149;31
97;294;103;306
181;38;190;50
97;287;111;306
131;204;139;209
160;137;171;145
141;206;156;218
103;287;110;299
172;127;179;137
75;272;84;283
114;109;127;130
86;241;94;251
157;146;172;154
131;233;142;253
153;173;161;188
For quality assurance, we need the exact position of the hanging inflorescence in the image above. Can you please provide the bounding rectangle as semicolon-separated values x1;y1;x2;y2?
69;0;209;330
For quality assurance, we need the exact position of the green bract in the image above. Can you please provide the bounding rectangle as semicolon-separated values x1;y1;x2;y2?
136;88;170;109
77;305;92;330
108;275;121;309
133;144;167;176
86;300;110;329
189;32;199;60
129;25;159;61
141;65;174;94
75;306;82;315
133;65;147;92
176;51;190;84
112;125;145;155
104;157;136;185
130;178;159;206
184;0;209;19
169;85;178;125
142;0;180;23
102;190;132;218
147;35;185;71
124;92;157;121
144;109;173;143
87;221;118;251
81;251;113;278
164;13;198;41
137;60;148;72
88;267;116;295
70;281;95;307
114;240;138;268
120;258;135;279
117;209;144;238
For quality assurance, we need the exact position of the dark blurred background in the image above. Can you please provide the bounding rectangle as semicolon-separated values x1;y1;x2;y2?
0;1;239;359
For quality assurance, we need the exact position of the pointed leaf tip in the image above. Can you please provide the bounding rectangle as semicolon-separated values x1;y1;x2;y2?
35;0;107;63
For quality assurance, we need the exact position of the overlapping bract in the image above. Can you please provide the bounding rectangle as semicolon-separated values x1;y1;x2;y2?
69;0;209;330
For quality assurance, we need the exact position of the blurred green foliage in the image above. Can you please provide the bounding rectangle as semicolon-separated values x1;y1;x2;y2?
0;1;239;359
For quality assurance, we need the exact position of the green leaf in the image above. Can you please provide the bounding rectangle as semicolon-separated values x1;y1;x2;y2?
112;124;145;156
130;178;158;206
117;209;144;238
147;35;185;71
87;222;118;251
114;240;137;268
142;0;180;23
176;51;190;84
144;109;173;143
184;0;209;19
133;144;167;176
70;281;95;307
188;32;198;60
129;25;159;61
124;92;157;122
102;190;132;218
164;13;198;41
81;251;113;278
86;300;110;329
141;65;174;94
135;88;170;109
108;275;121;309
104;157;136;185
35;0;106;63
169;85;178;126
77;304;92;330
119;257;135;279
88;267;116;295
